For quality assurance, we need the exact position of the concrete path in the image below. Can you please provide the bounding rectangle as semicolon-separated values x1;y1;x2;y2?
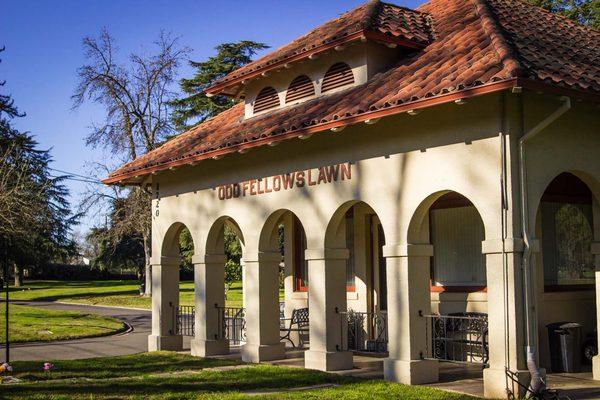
1;301;190;361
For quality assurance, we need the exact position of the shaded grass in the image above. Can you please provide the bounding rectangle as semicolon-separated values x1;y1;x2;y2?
3;280;282;309
0;304;125;344
1;352;478;400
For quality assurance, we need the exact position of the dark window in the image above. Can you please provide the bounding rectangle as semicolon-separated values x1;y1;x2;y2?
285;75;315;104
321;62;354;93
541;173;595;289
253;86;280;113
346;208;356;291
293;216;308;292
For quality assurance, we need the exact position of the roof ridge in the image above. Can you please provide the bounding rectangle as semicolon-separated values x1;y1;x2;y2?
471;0;525;78
361;0;383;30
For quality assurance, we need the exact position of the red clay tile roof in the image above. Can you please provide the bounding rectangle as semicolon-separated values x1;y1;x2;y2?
105;0;600;184
205;0;433;95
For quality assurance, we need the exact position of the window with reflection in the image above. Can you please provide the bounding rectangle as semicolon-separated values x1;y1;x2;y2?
541;173;595;289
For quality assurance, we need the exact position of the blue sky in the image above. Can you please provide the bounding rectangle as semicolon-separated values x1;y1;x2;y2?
1;0;424;235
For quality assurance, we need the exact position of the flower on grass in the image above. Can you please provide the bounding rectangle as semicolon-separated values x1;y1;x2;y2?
0;363;12;374
43;362;54;372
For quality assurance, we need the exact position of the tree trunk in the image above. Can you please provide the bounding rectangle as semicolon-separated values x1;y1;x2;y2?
13;263;22;287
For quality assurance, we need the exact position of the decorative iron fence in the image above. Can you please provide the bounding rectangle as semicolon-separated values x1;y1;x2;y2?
339;310;388;354
422;312;489;365
216;306;246;345
175;305;195;336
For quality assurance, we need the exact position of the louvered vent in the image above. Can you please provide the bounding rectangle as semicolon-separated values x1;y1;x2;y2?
253;87;280;113
321;62;354;93
285;75;315;104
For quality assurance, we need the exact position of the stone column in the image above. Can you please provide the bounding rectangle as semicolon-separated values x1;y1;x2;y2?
482;238;529;399
591;242;600;380
383;243;438;385
148;256;183;351
383;244;439;385
191;254;229;357
241;251;285;362
304;248;353;371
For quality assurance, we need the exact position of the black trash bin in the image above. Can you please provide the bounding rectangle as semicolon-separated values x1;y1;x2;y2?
547;322;583;373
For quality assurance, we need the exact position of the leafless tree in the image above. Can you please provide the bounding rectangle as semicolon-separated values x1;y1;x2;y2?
74;29;189;294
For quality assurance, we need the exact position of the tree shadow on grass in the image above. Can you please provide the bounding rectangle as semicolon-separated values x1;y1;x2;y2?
4;365;351;398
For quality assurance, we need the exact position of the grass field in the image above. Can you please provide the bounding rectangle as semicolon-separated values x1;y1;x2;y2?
1;352;478;399
3;280;282;309
0;303;125;343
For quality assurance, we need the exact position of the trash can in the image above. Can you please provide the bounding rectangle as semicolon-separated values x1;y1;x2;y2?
547;322;583;373
139;282;145;295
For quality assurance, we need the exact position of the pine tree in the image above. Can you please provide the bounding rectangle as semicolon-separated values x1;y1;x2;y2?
170;41;268;131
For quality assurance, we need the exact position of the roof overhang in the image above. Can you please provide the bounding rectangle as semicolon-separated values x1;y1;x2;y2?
204;29;427;98
103;77;600;186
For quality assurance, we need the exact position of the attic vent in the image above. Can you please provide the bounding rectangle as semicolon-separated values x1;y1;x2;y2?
321;62;354;93
285;75;315;104
254;86;280;113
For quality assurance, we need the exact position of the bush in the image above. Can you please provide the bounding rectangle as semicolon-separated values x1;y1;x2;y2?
225;260;242;284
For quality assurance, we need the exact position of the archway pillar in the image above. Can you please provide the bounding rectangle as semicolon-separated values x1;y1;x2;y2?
191;253;229;357
482;238;531;399
241;251;286;362
591;241;600;380
148;256;183;351
304;248;354;371
383;243;439;384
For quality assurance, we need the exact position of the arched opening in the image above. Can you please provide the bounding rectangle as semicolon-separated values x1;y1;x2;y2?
205;217;245;346
535;172;599;371
260;210;308;348
152;222;196;351
405;190;488;371
324;201;388;355
539;172;595;290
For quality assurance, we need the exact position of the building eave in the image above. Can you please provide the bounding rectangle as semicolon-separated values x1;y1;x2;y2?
204;29;427;97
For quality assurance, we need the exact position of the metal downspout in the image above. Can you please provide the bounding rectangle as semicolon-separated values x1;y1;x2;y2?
519;96;571;395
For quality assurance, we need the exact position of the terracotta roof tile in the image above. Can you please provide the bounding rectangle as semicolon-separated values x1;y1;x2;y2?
106;0;600;183
206;0;433;94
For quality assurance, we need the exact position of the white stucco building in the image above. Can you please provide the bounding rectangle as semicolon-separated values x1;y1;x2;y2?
105;0;600;398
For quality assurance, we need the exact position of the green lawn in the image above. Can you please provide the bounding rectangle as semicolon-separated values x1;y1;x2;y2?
3;280;276;309
0;303;125;343
1;352;478;399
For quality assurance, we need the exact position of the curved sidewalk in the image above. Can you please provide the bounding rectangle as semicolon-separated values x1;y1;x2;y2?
1;301;190;361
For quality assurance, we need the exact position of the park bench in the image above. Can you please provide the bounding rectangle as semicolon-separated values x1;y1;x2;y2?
280;307;309;348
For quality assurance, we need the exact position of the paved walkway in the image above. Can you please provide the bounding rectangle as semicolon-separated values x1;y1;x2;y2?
0;301;188;361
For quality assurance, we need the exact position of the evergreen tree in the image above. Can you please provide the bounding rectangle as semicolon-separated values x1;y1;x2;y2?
528;0;600;28
170;41;268;131
0;47;77;286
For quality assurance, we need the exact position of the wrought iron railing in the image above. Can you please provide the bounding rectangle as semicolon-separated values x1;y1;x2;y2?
422;312;488;365
175;305;195;336
339;310;388;354
216;305;246;345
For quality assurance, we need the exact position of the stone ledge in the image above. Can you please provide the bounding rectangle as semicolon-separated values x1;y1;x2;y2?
382;244;433;258
304;248;350;261
149;256;180;267
192;253;227;264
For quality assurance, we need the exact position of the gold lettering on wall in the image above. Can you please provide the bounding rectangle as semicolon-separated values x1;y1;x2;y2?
216;162;352;201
